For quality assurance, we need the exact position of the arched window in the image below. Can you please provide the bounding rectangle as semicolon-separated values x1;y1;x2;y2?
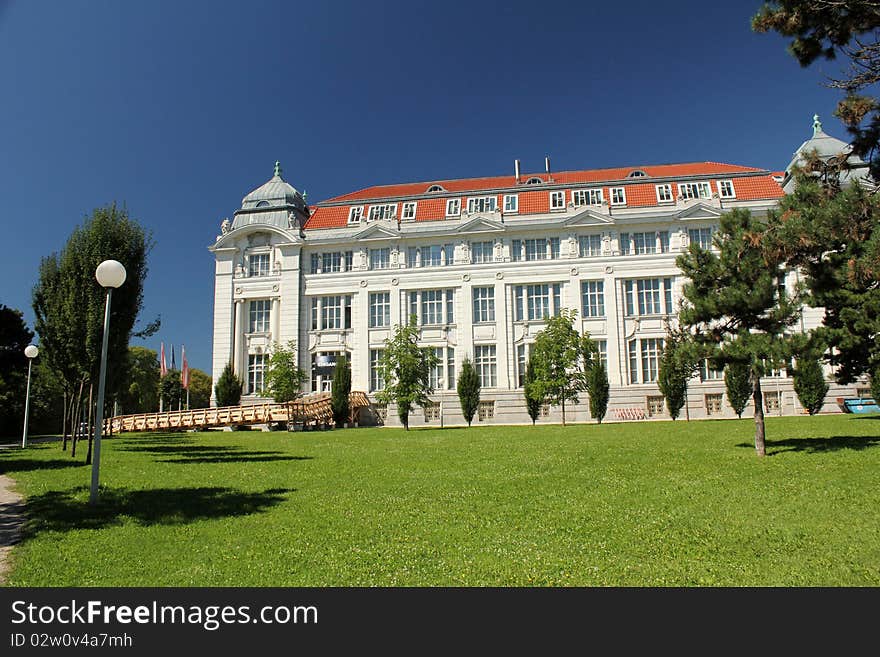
627;170;647;178
525;177;544;185
256;200;270;207
426;184;446;193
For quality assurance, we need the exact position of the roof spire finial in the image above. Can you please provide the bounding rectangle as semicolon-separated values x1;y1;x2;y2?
274;161;282;178
813;114;823;136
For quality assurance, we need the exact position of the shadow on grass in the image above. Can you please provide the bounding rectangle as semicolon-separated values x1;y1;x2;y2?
0;458;88;475
119;443;313;464
22;486;293;536
736;435;880;454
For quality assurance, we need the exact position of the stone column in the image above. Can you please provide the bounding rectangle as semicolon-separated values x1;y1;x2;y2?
233;299;245;377
271;297;280;346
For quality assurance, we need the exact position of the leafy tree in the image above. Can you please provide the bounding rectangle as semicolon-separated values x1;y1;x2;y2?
724;361;752;419
159;370;182;410
187;368;212;409
793;355;830;415
376;316;439;430
456;356;480;427
214;362;243;407
529;308;594;426
265;341;308;429
872;366;880;401
0;305;34;437
118;346;159;413
331;354;352;427
523;357;543;425
753;1;880;178
587;354;610;424
678;208;802;456
657;326;699;421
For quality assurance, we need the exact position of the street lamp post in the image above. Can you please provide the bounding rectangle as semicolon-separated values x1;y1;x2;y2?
21;344;39;449
90;259;127;505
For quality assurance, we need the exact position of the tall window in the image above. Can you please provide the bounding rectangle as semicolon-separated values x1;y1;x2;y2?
467;196;497;213
658;231;670;253
311;351;348;392
249;253;270;277
688;227;713;250
619;233;631;255
249;299;270;332
700;359;724;381
594;339;608;370
473;286;495;323
572;189;603;206
370;349;385;392
427;347;455;390
579;234;602;257
408;289;455;325
581;281;605;318
624;278;673;316
471;241;494;264
369;248;390;270
516;343;532;387
310;296;353;330
474;345;497;388
628;338;664;383
514;283;562;321
248;353;266;394
678;182;711;200
369;292;390;328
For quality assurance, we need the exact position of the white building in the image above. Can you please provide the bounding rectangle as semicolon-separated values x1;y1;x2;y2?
209;119;867;425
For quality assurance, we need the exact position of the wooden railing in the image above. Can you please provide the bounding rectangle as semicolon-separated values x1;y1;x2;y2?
108;391;371;433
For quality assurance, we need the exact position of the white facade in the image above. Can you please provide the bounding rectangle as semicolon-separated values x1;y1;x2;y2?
210;135;866;425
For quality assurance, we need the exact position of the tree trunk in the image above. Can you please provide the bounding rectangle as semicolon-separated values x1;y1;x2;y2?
685;385;690;422
752;377;766;457
85;383;94;465
561;399;566;427
61;389;68;451
71;379;85;458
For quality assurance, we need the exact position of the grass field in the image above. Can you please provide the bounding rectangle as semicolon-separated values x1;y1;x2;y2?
2;414;879;586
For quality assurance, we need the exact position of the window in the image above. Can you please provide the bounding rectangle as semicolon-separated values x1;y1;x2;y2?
658;231;670;253
512;238;558;261
447;348;456;390
446;198;461;216
424;401;440;422
628;170;647;178
311;351;348;392
369;248;390;270
401;201;417;221
427;347;455;390
471;241;494;264
249;253;270;277
249;300;270;333
572;189;603;206
369;292;390;328
248;354;266;395
550;190;566;210
524;238;547;261
407;244;454;268
514;283;562;321
427;184;446;193
504;194;519;212
347;206;363;224
619;232;631;255
656;184;673;203
632;232;656;255
628;338;665;383
646;395;665;417
474;346;497;388
310;295;352;330
594;339;608;370
705;393;723;416
375;403;388;423
765;391;780;413
473;286;495;323
678;182;711;200
717;180;736;199
311;251;352;274
478;400;495;421
610;187;626;205
857;387;871;398
408;289;455;325
581;281;605;318
368;204;396;221
624;278;674;316
688;227;713;250
370;349;385;392
467;196;497;213
516;343;531;388
540;403;550;418
700;359;723;381
579;234;602;257
526;176;543;185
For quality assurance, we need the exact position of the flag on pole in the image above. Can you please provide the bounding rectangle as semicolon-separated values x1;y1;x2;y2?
171;345;176;371
160;342;167;377
181;346;190;390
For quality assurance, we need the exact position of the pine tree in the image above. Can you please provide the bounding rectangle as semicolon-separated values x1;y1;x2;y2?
214;362;243;407
523;358;542;425
456;356;480;427
793;355;830;415
587;356;610;424
331;354;352;427
724;361;751;419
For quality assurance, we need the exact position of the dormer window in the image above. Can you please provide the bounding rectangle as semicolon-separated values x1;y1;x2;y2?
572;189;603;206
627;170;648;178
446;198;461;216
256;200;271;208
467;196;497;213
525;177;544;185
678;182;711;200
717;180;736;199
550;190;566;210
368;203;397;222
402;201;417;221
427;184;446;193
347;206;364;224
610;187;626;206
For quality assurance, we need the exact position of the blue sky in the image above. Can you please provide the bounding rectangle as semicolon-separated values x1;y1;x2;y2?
0;0;847;374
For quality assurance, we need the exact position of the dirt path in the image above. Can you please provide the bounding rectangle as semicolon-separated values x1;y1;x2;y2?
0;474;25;585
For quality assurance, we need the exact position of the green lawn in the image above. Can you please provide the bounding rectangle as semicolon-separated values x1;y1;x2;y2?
2;415;879;586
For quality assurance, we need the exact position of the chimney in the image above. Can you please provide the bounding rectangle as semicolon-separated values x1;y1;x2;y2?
545;156;551;174
514;159;521;183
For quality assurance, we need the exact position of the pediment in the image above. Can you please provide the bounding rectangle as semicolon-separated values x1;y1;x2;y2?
353;222;400;240
675;203;723;221
456;216;506;234
562;209;614;227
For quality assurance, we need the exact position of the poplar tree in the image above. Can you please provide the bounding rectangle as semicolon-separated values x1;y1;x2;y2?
724;361;752;419
331;354;352;427
376;317;439;430
587;356;610;424
456;356;480;427
793;355;830;415
523;358;543;425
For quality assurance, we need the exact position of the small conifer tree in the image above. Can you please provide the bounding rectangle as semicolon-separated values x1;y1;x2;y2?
214;362;243;407
792;356;829;415
587;357;610;424
724;361;751;419
456;356;480;427
331;354;352;427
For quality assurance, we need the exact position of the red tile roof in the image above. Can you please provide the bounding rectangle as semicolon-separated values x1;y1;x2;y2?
304;162;784;230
